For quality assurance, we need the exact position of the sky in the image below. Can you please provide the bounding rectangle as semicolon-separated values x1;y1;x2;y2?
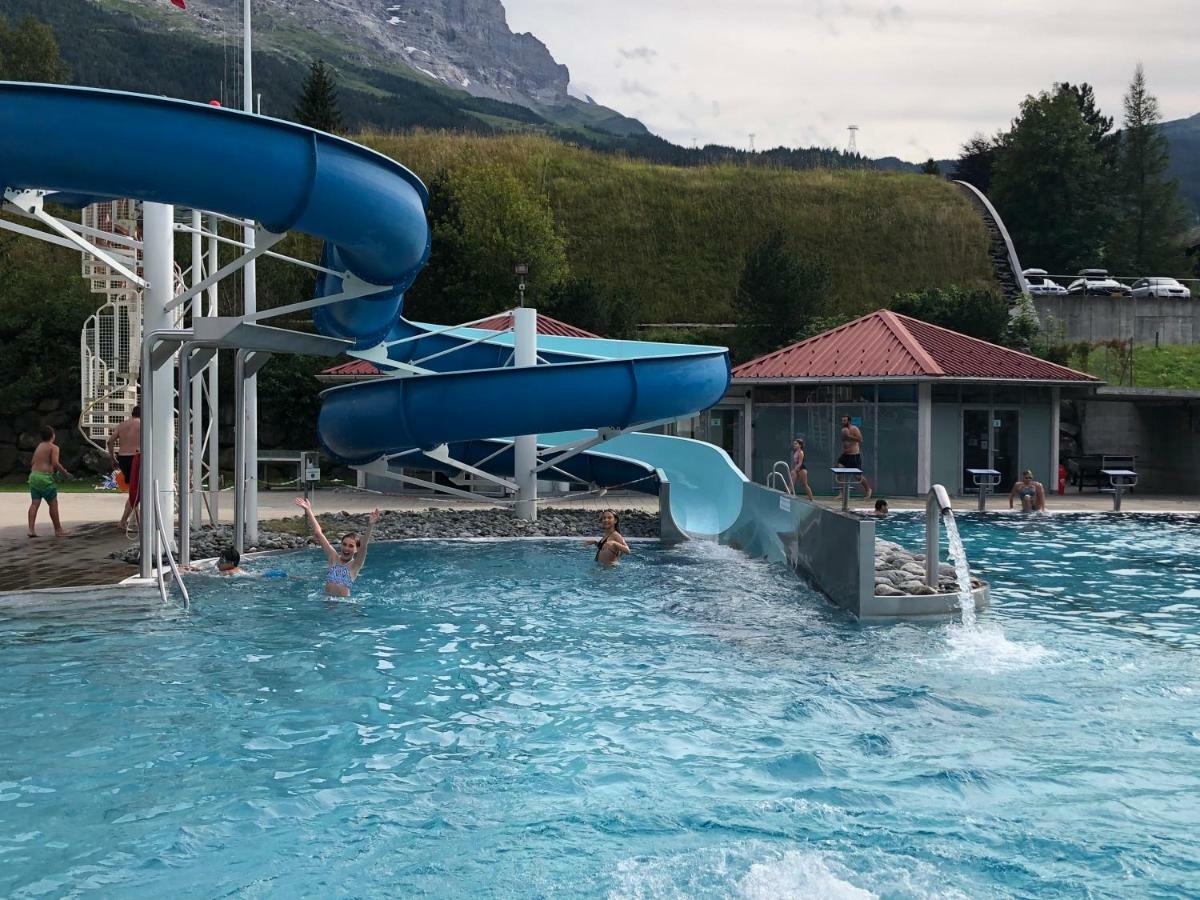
501;0;1198;162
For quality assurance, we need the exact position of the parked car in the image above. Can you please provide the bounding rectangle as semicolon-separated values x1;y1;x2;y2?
1022;268;1068;295
1130;277;1192;299
1067;269;1131;297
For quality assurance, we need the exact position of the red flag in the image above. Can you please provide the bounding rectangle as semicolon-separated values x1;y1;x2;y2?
171;0;186;8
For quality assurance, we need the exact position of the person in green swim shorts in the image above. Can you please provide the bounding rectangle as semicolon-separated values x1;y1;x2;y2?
28;426;73;538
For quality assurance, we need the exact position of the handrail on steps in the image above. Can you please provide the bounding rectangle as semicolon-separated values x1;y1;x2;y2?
767;460;794;494
152;478;190;607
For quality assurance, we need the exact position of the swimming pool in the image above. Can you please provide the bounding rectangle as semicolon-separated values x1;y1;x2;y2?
2;519;1198;897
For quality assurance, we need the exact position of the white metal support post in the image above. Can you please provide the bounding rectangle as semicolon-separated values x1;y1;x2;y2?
190;210;204;528
243;0;259;544
141;202;177;572
513;306;537;521
206;214;220;523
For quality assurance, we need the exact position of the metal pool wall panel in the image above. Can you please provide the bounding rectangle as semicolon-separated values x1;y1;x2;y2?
720;482;874;616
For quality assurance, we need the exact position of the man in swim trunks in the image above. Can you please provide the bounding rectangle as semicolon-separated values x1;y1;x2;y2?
28;426;73;537
107;405;141;530
1009;470;1046;512
838;415;872;499
294;497;381;597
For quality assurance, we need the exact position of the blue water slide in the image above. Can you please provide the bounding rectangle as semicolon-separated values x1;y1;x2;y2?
0;82;742;538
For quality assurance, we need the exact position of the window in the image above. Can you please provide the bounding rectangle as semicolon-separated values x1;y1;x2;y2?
877;384;917;403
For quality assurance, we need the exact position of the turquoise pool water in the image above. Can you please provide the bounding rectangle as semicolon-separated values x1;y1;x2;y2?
2;518;1199;898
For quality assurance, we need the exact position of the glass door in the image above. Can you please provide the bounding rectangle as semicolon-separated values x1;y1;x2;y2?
993;410;1019;488
962;408;1019;492
962;410;991;493
707;407;744;470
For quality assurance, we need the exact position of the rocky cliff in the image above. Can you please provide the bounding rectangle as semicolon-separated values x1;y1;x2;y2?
138;0;573;109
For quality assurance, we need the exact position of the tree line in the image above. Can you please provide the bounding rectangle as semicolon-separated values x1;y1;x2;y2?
951;68;1190;278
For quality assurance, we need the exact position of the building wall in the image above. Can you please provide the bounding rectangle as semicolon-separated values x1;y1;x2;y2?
1035;296;1197;346
1078;399;1200;494
930;404;961;491
1018;405;1052;485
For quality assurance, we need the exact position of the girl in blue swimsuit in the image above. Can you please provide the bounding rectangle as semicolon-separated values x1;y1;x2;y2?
294;497;380;596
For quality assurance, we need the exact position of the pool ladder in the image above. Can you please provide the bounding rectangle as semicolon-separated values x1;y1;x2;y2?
152;478;190;607
767;460;794;494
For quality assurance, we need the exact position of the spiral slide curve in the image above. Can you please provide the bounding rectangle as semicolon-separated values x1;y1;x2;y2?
0;83;746;538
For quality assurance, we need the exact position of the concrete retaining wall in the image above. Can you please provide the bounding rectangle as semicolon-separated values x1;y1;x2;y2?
720;482;874;616
1035;295;1197;346
1077;396;1200;494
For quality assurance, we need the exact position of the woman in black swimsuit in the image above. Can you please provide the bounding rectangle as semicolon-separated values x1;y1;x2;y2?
790;438;814;501
585;509;630;566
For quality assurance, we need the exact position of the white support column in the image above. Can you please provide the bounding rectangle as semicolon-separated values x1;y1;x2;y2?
143;202;176;550
189;210;203;529
1049;386;1061;496
243;235;259;543
243;0;259;543
513;306;537;522
917;382;932;495
206;214;220;524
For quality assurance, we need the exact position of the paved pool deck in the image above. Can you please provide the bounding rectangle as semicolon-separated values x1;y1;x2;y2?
1;488;1197;592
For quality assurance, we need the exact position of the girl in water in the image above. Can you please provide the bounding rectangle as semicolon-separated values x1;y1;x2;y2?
294;497;380;596
586;509;630;566
790;438;814;501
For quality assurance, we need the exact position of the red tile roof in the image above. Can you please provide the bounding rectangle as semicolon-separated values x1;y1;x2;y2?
319;313;601;379
732;310;1098;382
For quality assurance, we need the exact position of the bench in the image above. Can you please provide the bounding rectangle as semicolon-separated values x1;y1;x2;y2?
1068;454;1136;492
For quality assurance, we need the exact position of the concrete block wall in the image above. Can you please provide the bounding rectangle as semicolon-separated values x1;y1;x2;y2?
1077;400;1200;494
1035;296;1198;346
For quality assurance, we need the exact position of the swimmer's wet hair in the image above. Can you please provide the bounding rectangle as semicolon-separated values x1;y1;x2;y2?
219;547;240;567
600;508;620;531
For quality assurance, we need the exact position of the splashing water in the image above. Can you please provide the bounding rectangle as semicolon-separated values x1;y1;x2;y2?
941;510;976;627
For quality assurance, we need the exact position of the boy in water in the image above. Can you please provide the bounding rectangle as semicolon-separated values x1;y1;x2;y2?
28;426;73;537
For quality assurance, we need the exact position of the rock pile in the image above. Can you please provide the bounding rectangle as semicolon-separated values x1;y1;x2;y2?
111;507;660;564
874;538;981;597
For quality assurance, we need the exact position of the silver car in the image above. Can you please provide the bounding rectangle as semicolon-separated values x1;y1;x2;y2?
1130;277;1191;299
1022;268;1068;296
1067;269;1131;297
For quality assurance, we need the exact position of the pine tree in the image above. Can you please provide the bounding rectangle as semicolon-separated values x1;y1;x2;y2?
1107;64;1189;275
991;89;1108;273
0;14;70;82
732;229;830;361
292;59;343;133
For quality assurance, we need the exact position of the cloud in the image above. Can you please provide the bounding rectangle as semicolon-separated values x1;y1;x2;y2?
872;3;909;28
618;45;659;62
620;79;658;98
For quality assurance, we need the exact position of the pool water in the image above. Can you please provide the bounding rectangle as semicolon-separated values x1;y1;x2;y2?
2;518;1199;898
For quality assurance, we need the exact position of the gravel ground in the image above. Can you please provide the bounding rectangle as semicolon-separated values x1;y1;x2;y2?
111;507;660;564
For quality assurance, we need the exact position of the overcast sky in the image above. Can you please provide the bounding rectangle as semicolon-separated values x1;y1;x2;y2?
502;0;1197;161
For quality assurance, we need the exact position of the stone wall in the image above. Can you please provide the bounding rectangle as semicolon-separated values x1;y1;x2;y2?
1035;295;1198;346
0;399;108;481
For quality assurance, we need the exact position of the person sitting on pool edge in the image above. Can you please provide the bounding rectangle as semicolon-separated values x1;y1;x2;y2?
294;497;381;596
585;509;630;566
1009;469;1046;512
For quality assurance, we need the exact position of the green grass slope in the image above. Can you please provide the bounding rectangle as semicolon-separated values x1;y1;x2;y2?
362;132;995;323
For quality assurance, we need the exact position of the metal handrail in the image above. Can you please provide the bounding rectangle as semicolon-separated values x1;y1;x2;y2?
152;478;190;606
768;460;794;494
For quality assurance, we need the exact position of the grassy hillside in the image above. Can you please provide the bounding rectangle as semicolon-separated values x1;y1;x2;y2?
360;132;995;323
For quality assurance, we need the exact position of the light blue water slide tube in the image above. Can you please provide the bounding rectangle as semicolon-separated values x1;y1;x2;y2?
0;82;747;538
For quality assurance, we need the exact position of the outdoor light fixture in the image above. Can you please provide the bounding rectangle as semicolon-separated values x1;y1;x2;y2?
514;262;528;306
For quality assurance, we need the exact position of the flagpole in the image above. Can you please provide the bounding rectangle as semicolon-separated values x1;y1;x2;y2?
241;0;260;544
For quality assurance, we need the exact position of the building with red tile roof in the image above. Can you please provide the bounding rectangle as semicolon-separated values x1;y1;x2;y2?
681;310;1099;496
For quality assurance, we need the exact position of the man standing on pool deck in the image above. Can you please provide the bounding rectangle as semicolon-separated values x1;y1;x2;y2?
294;497;381;597
28;426;72;537
838;415;872;499
107;405;140;530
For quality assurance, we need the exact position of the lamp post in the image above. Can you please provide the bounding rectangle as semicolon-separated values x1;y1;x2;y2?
514;261;528;307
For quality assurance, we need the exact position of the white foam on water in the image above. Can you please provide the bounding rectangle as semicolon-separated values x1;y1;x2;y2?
941;621;1053;672
609;842;963;900
737;851;875;899
608;844;876;900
